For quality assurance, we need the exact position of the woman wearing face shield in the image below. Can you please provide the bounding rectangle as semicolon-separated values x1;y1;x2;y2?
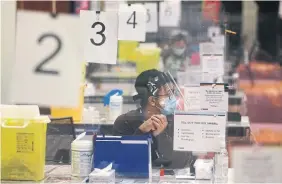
112;69;178;161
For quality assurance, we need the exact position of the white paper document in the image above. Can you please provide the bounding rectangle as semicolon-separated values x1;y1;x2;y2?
200;83;228;112
202;72;224;83
177;70;202;85
80;10;118;64
201;55;224;75
207;26;221;38
159;0;181;27
211;35;225;48
184;85;200;111
10;11;82;107
144;3;158;33
199;42;225;78
199;42;224;56
232;146;282;183
173;112;226;152
118;4;146;41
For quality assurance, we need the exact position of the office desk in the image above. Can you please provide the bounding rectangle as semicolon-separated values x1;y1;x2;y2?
1;165;235;183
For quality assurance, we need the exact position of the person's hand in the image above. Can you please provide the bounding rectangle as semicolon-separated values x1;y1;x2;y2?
138;117;157;133
138;115;168;136
151;115;168;137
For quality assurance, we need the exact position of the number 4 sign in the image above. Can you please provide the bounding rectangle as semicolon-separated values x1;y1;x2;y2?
80;10;118;64
118;4;146;41
10;10;82;107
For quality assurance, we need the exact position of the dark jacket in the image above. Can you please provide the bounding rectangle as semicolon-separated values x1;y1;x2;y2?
112;109;158;161
113;109;195;169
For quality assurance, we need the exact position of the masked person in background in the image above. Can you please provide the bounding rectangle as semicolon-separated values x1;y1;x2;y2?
113;69;177;161
161;30;192;80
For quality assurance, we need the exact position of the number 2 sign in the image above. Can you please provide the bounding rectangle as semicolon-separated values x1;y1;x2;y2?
118;4;146;41
80;10;118;64
10;10;82;107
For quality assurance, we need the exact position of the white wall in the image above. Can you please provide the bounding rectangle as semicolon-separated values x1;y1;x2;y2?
1;1;17;104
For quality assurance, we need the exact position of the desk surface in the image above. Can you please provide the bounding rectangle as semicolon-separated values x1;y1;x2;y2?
1;165;234;183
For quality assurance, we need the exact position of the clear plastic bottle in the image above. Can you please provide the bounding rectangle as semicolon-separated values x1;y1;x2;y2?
214;138;229;183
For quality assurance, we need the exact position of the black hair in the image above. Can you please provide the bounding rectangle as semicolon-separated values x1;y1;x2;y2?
170;32;189;46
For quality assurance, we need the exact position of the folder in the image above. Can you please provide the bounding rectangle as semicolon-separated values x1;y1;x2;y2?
93;135;152;178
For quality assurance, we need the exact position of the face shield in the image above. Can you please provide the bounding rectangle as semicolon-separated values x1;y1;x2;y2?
158;71;188;114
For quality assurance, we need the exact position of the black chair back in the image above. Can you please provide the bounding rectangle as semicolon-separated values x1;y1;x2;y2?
46;117;76;164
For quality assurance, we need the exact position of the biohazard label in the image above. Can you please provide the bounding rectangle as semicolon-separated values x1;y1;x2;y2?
16;133;34;153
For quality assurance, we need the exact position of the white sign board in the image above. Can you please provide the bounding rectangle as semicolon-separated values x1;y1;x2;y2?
200;42;224;56
202;55;224;75
159;0;181;27
173;112;226;152
202;72;224;83
177;70;202;85
200;83;228;112
144;3;158;33
80;10;118;64
211;35;225;47
200;42;225;82
207;26;221;39
10;11;82;107
118;4;146;41
232;146;282;183
184;85;200;111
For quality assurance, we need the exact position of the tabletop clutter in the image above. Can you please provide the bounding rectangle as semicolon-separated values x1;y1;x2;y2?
1;102;233;183
0;61;249;183
3;0;282;183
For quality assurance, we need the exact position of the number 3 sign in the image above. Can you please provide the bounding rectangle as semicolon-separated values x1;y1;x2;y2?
118;4;146;41
80;10;118;64
10;10;82;107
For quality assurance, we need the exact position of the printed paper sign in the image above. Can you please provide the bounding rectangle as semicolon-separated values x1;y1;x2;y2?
159;0;181;27
201;55;224;75
211;35;225;48
199;42;225;80
177;70;202;85
207;26;221;38
202;72;223;83
199;42;224;56
173;112;226;152
10;11;81;107
200;83;228;112
184;85;200;111
118;4;146;41
232;146;282;183
80;10;118;64
144;3;158;33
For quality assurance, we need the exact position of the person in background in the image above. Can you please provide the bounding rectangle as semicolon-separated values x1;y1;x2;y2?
160;30;192;80
113;69;177;161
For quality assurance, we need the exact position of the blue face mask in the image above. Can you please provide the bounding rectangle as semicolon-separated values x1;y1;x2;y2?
159;96;177;116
